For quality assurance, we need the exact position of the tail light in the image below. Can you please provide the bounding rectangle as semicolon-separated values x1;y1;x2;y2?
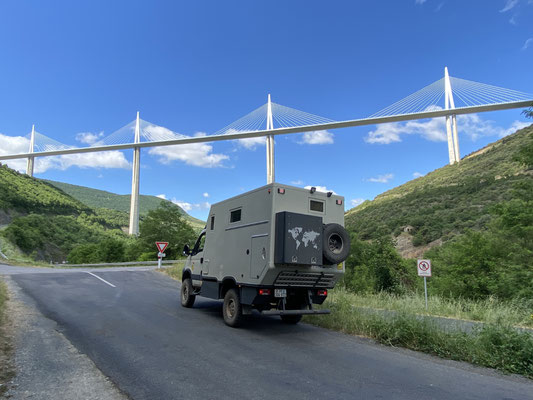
258;288;271;296
317;289;327;296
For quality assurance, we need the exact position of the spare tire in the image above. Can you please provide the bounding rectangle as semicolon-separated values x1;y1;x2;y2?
322;223;350;265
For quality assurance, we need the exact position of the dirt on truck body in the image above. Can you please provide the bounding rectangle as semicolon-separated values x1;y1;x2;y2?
181;183;350;327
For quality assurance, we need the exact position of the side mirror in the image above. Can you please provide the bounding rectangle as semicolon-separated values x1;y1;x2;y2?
183;244;190;256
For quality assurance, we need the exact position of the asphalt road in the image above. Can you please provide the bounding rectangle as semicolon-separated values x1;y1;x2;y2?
4;265;533;400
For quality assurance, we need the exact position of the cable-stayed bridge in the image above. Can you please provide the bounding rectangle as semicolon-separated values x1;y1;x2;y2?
1;68;532;235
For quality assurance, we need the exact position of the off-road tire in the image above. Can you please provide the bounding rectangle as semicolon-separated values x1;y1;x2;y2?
280;314;302;324
322;223;351;265
223;288;243;328
181;278;196;308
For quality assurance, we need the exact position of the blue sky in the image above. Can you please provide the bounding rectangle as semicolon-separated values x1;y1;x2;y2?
0;0;532;220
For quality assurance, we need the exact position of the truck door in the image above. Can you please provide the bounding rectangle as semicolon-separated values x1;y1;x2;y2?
191;230;209;275
250;234;269;280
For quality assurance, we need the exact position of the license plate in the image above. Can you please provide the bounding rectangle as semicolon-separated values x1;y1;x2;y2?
274;289;287;298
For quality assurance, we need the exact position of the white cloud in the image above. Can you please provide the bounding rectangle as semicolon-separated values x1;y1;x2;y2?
500;0;519;12
298;130;334;145
156;194;167;200
413;172;424;178
223;128;266;150
76;131;104;145
522;38;533;50
145;125;228;168
291;180;304;186
350;198;365;207
366;173;394;183
365;112;530;144
203;192;209;198
499;121;530;137
415;0;427;4
304;185;336;194
0;133;130;173
171;199;210;212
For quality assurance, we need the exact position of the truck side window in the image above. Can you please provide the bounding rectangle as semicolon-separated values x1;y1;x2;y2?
192;231;206;255
230;208;241;223
210;215;215;230
310;199;324;212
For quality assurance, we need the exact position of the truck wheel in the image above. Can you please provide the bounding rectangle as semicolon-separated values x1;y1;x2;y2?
322;223;350;265
181;278;196;308
280;314;302;324
223;288;243;328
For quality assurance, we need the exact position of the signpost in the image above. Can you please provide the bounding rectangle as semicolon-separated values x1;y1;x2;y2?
156;242;169;269
417;259;431;310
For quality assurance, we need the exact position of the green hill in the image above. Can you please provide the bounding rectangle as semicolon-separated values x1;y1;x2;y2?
45;180;205;231
0;165;90;220
345;123;533;257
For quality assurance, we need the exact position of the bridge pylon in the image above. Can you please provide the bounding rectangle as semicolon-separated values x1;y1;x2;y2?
129;112;141;235
26;125;35;177
445;67;460;164
266;94;275;184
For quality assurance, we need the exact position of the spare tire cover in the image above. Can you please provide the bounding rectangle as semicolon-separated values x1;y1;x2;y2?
322;223;350;265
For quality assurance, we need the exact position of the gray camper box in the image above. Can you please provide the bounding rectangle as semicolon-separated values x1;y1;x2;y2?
181;183;350;327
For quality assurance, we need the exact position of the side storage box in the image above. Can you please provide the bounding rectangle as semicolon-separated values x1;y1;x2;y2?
274;211;323;265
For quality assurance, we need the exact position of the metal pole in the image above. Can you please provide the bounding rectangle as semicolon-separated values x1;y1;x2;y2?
424;276;428;310
26;124;35;177
266;94;275;184
157;256;162;269
128;112;141;236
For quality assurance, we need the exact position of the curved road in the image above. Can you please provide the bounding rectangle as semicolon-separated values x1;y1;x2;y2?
2;265;532;400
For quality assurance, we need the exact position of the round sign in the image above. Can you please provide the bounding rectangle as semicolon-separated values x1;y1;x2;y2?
419;260;430;271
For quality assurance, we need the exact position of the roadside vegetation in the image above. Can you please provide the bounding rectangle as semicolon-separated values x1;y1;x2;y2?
305;290;533;379
0;280;15;396
158;262;185;280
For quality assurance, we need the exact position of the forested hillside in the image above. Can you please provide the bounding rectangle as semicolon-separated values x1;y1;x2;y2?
342;124;533;300
345;124;533;251
0;165;196;262
46;180;205;230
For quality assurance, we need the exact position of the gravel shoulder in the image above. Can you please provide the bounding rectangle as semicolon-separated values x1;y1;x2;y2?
2;276;127;400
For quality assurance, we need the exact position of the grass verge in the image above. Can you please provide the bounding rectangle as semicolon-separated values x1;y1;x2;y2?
304;289;533;379
158;262;185;281
0;279;15;395
331;288;533;328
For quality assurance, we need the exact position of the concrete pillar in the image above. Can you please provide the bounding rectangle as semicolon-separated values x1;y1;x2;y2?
266;94;275;184
129;112;141;235
444;67;460;164
26;125;35;177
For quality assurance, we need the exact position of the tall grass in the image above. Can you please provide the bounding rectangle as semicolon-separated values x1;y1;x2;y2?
331;287;533;328
305;289;533;378
158;262;185;281
0;279;15;395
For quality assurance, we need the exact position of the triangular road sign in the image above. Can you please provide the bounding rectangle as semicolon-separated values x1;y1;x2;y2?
156;241;169;253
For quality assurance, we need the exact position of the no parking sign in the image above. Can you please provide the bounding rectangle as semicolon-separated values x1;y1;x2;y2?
417;259;432;277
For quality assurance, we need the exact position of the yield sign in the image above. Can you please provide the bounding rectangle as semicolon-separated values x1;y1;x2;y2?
156;242;169;253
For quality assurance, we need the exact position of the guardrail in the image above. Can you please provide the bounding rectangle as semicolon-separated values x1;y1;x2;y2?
53;260;185;268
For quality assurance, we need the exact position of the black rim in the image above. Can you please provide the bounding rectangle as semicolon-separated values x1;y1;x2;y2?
328;233;343;254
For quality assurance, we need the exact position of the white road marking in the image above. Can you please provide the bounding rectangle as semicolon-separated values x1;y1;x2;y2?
85;272;116;288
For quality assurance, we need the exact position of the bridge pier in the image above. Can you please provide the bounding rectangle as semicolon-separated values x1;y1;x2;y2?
128;112;141;235
445;67;460;164
266;94;275;184
26;125;35;177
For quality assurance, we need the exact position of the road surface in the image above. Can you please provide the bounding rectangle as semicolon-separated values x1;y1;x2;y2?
2;264;532;400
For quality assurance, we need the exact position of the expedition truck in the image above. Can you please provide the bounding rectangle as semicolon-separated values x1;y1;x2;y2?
181;183;350;327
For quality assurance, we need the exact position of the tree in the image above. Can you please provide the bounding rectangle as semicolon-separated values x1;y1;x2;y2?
137;202;197;259
522;107;533;119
